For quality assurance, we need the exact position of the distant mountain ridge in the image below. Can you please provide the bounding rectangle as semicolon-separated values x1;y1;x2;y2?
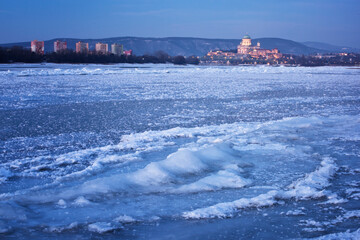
302;41;360;54
1;37;358;56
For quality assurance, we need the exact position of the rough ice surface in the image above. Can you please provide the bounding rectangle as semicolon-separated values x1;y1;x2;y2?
0;63;359;239
182;157;337;219
311;228;360;240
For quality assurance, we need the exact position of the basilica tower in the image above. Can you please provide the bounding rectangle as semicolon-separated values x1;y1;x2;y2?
237;34;252;54
241;35;252;46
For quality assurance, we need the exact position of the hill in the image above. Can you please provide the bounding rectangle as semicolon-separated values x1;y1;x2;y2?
1;37;354;56
302;42;360;53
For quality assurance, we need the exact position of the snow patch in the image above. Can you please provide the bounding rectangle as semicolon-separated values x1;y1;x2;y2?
73;196;91;207
174;169;251;193
286;208;306;216
88;222;122;233
44;222;78;233
57;199;67;208
114;215;137;223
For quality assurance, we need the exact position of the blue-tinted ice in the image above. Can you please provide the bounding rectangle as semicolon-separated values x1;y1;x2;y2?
0;64;359;239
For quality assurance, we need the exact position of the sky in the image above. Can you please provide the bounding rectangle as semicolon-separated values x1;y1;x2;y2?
0;0;359;47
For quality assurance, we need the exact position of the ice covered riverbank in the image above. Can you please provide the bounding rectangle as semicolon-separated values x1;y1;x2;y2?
0;64;359;239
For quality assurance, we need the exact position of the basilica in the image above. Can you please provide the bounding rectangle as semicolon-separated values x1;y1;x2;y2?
237;34;260;54
237;34;282;58
206;34;282;60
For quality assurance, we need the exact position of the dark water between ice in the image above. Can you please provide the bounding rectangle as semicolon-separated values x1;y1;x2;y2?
0;64;359;239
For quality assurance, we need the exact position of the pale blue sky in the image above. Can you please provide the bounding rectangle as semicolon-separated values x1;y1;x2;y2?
0;0;359;47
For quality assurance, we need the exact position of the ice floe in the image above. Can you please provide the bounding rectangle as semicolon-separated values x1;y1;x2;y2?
183;157;338;219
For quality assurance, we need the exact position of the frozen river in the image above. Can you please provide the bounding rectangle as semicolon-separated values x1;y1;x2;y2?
0;63;359;239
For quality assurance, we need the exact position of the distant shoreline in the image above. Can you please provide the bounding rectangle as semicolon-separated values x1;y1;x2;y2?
1;62;359;68
1;47;359;67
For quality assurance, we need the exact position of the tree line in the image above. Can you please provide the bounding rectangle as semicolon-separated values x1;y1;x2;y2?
282;54;360;66
0;47;200;65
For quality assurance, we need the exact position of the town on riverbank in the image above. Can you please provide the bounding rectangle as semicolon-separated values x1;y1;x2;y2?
1;35;359;66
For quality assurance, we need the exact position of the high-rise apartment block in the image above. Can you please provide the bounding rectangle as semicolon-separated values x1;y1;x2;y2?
111;43;123;56
54;40;67;53
75;41;89;53
31;40;44;55
95;43;108;54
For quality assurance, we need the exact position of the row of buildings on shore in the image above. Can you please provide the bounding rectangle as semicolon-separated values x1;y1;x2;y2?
205;35;282;61
30;40;132;56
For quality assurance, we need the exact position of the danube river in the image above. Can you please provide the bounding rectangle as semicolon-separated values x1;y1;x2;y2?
0;64;359;239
